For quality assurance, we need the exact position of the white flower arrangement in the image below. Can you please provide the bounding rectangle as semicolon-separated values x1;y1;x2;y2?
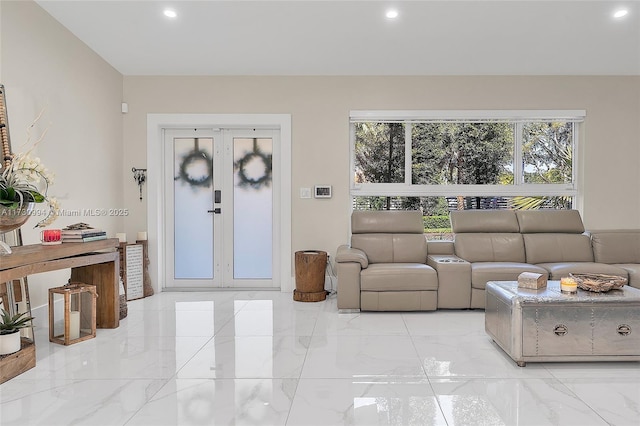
0;111;59;228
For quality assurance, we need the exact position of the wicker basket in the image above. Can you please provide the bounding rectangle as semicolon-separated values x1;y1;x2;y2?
569;273;627;292
119;294;128;319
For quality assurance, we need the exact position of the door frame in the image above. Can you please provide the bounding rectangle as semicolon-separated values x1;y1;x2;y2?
147;114;292;292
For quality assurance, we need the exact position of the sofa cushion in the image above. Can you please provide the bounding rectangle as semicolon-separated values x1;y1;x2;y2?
351;234;427;264
454;233;526;263
361;263;438;291
516;210;584;233
352;210;424;234
523;234;593;264
361;291;437;311
450;210;519;233
615;264;640;289
591;231;640;264
535;262;629;280
471;262;548;290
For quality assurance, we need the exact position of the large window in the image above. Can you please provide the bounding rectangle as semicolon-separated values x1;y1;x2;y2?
350;110;584;236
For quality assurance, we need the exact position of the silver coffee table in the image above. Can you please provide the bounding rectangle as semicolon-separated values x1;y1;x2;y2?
485;281;640;366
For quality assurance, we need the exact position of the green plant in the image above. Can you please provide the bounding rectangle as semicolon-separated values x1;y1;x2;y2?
423;214;451;230
0;309;34;335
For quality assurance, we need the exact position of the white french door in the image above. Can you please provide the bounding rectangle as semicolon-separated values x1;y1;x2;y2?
163;127;279;289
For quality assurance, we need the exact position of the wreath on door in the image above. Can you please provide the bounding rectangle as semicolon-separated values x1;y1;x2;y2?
235;138;272;190
175;138;213;188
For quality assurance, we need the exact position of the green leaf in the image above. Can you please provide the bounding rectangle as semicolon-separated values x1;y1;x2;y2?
28;191;45;203
0;200;19;208
0;308;34;332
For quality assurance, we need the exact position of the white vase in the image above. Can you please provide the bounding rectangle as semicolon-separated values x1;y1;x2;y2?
0;330;21;355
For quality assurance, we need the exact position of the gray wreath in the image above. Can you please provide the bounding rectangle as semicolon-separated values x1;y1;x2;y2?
235;147;272;190
176;150;213;188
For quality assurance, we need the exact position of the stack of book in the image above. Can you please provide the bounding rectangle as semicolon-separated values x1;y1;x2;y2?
62;224;107;243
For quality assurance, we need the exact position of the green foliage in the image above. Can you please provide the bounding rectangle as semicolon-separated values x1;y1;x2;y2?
512;122;573;210
522;122;572;184
510;196;572;210
0;309;34;335
423;215;450;230
412;122;514;185
354;123;405;184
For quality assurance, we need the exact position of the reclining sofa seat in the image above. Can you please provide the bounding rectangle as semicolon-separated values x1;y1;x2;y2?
590;230;640;288
336;211;438;311
516;210;628;279
450;210;547;309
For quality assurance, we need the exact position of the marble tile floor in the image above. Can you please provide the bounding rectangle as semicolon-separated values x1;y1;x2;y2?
1;290;639;425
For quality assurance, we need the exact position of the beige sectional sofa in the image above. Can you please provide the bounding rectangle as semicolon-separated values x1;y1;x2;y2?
336;209;637;312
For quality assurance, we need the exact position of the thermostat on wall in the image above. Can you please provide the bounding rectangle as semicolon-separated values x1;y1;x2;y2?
314;185;332;198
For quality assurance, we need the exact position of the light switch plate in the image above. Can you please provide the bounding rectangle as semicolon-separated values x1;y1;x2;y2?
300;187;312;198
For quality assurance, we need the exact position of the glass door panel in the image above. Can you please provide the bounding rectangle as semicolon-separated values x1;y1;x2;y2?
233;137;273;280
174;137;214;279
164;129;220;288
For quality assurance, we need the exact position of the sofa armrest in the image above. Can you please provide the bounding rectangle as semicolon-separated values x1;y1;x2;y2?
336;244;369;268
335;245;366;311
427;240;455;255
427;255;471;309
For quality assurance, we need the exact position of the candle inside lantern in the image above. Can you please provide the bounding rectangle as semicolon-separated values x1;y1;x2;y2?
137;231;147;241
68;310;80;340
116;233;127;243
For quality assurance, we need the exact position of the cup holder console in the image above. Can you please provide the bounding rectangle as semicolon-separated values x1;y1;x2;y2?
438;257;466;263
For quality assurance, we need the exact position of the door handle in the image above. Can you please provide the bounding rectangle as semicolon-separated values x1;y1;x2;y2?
207;208;222;214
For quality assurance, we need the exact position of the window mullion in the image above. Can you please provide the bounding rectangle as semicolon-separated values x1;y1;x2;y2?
514;122;523;185
572;122;578;189
350;123;357;190
405;122;412;185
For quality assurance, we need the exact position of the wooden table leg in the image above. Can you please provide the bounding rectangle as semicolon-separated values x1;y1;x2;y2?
70;260;119;329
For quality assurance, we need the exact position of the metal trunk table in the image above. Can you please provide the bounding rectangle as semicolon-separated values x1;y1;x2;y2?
485;281;640;366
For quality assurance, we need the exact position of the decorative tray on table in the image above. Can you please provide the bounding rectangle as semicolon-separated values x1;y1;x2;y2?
569;273;627;292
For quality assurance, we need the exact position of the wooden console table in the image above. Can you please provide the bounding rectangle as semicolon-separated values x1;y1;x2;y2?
0;238;120;328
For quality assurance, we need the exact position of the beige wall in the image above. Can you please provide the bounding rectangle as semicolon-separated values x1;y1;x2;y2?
123;75;640;274
1;1;124;308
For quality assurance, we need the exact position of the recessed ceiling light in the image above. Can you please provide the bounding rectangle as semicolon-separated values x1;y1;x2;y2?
163;9;177;18
613;9;628;18
386;9;399;19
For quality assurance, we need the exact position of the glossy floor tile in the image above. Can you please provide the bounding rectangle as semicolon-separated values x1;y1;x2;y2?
1;291;639;425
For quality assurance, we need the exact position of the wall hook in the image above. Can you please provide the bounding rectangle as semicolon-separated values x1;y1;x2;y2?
132;167;147;201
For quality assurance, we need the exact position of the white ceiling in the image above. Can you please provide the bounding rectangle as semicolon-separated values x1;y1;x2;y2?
35;0;640;76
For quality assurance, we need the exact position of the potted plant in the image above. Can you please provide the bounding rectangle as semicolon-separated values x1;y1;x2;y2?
0;108;59;233
0;308;34;355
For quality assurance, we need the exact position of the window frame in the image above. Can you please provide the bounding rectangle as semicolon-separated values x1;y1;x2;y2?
350;110;584;199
